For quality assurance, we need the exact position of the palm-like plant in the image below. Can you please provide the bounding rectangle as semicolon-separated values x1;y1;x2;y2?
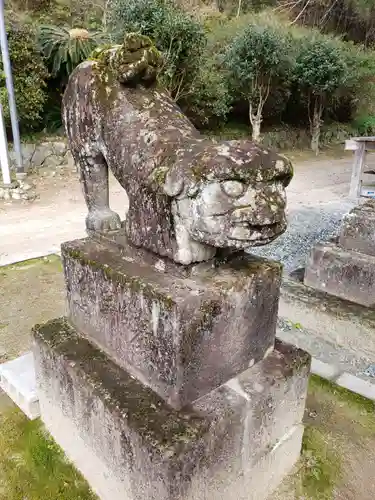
38;25;107;77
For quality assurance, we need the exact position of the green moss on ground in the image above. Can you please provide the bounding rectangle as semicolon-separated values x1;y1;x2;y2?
299;426;341;499
275;374;375;499
0;255;63;273
309;374;375;420
0;407;97;500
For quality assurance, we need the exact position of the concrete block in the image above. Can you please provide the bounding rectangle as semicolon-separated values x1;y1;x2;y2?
61;238;282;409
304;241;375;307
33;318;310;500
339;200;375;256
0;352;40;419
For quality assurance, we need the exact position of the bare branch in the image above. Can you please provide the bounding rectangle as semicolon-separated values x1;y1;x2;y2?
274;0;306;13
319;0;339;27
290;0;313;25
236;0;243;18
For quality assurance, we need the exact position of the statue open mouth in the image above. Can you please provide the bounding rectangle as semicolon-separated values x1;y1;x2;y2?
228;220;286;244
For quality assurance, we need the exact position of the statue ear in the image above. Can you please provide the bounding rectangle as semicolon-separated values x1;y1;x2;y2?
163;171;184;197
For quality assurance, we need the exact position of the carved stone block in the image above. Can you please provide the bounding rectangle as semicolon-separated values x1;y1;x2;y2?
33;318;310;500
339;200;375;256
62;238;282;409
304;241;375;307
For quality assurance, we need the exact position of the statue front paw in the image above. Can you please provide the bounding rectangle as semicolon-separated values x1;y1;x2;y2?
86;208;121;232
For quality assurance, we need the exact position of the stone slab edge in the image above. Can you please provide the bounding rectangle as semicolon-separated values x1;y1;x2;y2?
0;352;40;419
279;277;375;401
278;325;375;401
0;250;61;268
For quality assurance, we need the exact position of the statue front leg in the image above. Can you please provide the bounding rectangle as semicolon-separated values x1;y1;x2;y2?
75;150;121;232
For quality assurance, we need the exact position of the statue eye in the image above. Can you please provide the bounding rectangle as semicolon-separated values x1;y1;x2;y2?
221;181;245;198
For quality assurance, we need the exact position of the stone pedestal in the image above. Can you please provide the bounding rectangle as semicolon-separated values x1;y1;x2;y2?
305;200;375;307
33;318;309;500
33;237;310;500
61;238;280;409
339;200;375;256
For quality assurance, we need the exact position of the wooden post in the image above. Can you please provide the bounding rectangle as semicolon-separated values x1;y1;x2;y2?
349;141;366;199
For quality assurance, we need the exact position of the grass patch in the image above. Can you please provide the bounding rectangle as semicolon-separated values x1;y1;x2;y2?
308;375;375;436
298;426;341;499
310;374;375;415
276;375;375;498
0;253;65;360
0;255;63;273
0;407;97;500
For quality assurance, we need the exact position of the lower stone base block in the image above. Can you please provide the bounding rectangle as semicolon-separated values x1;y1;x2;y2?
304;241;375;307
33;318;310;500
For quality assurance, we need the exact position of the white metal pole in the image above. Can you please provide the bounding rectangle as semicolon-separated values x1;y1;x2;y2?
0;103;11;185
0;0;23;174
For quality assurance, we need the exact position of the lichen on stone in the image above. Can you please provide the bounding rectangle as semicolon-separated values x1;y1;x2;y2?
90;33;162;88
63;30;293;265
33;317;208;454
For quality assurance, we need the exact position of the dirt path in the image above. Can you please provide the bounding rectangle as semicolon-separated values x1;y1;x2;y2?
0;256;65;364
0;154;356;267
0;166;128;266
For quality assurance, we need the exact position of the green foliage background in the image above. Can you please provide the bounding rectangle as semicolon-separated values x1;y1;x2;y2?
3;0;375;149
0;20;47;132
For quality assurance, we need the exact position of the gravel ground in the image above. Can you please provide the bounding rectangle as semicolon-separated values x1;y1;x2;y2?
250;200;355;273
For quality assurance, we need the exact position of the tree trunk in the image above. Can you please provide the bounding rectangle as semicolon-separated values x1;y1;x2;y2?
102;0;111;30
252;117;261;142
310;98;323;155
237;0;243;17
249;101;262;142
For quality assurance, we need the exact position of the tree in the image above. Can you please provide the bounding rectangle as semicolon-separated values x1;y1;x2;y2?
183;56;232;127
108;0;206;101
38;25;106;78
224;24;292;141
0;22;47;132
293;37;347;153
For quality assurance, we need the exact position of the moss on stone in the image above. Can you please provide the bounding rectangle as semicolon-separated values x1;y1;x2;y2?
274;338;311;377
224;253;283;278
63;244;175;310
92;61;118;107
33;318;208;455
88;44;118;62
199;300;221;320
123;33;154;52
90;33;162;92
149;165;170;187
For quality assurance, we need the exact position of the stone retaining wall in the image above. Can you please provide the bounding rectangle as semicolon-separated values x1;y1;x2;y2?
9;139;75;171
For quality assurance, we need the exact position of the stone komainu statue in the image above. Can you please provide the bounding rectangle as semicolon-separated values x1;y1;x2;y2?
63;34;293;265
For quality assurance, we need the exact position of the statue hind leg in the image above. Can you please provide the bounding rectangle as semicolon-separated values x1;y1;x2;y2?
72;148;121;232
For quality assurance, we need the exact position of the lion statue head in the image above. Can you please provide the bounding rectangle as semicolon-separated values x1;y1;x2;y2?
126;139;293;265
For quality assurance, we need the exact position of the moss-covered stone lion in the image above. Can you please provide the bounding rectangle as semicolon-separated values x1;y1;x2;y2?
63;34;293;265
